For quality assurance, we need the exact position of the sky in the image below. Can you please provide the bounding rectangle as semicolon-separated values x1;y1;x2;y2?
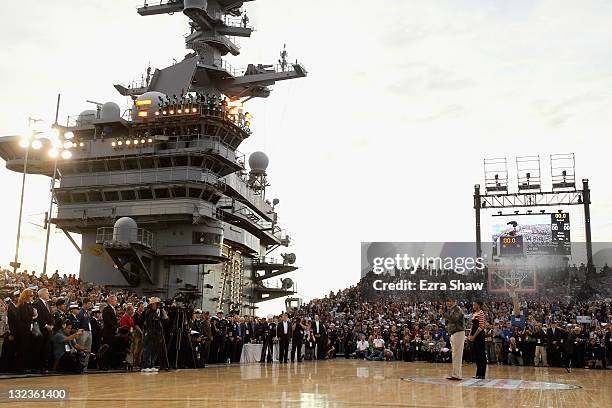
1;0;611;314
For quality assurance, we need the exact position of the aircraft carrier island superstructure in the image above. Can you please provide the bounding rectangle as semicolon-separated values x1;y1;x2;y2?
0;0;306;314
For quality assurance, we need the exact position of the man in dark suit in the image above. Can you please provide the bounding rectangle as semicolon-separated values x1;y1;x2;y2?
258;317;274;363
276;313;292;363
547;321;563;367
102;295;118;345
33;288;55;371
100;295;118;369
291;316;307;363
312;315;327;359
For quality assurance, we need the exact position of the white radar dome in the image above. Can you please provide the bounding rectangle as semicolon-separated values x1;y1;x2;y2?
76;110;97;127
248;151;269;173
113;217;138;244
100;102;121;121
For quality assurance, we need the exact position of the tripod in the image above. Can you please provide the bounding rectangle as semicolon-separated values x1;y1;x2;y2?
158;314;171;371
169;307;197;369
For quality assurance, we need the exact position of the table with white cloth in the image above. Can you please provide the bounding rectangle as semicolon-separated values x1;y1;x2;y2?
240;342;305;363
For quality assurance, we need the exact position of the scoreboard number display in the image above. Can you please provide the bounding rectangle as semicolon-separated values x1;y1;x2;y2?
499;235;524;256
551;212;571;255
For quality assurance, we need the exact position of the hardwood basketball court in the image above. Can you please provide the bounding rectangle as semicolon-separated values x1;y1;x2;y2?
0;361;608;407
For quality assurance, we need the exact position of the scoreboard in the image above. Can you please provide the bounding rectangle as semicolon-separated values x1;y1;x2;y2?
499;235;524;257
551;212;571;255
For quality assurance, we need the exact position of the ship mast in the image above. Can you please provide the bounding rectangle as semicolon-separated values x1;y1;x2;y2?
114;0;307;100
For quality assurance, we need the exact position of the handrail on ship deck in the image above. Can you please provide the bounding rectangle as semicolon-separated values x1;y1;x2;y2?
211;58;303;78
137;2;253;29
216;197;289;243
66;103;253;137
59;166;220;189
95;226;154;249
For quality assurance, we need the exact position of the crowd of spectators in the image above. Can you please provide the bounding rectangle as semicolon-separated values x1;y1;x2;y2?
1;266;610;376
0;268;146;373
288;270;612;370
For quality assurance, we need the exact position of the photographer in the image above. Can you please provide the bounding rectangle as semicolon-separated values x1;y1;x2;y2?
141;297;168;372
507;337;523;366
366;333;385;361
304;325;316;360
291;316;307;363
52;320;86;373
259;316;275;363
343;325;355;359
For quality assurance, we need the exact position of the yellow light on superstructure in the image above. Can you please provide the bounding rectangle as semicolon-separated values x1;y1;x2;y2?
111;141;116;147
169;110;175;115
147;138;153;143
178;109;182;114
117;140;123;146
140;139;146;144
138;111;148;118
245;112;253;120
136;99;152;107
155;111;160;116
126;140;131;145
192;108;197;113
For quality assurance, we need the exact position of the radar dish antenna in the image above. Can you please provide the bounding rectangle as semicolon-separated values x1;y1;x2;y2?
248;151;270;199
279;44;288;72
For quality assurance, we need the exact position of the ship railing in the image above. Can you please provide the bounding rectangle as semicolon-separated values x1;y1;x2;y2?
66;113;97;128
137;1;183;10
95;227;154;249
258;279;296;290
212;58;246;77
60;167;219;189
103;134;244;166
150;102;252;135
213;59;305;78
217;199;284;234
242;62;304;76
222;15;253;29
151;134;243;163
254;256;280;265
66;108;132;127
187;36;241;51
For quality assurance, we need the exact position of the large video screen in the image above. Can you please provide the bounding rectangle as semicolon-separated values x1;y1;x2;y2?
492;214;570;256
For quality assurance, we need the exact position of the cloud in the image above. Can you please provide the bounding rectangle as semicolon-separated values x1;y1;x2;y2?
532;93;605;127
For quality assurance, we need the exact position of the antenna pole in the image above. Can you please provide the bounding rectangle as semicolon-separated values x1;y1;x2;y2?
54;93;61;125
